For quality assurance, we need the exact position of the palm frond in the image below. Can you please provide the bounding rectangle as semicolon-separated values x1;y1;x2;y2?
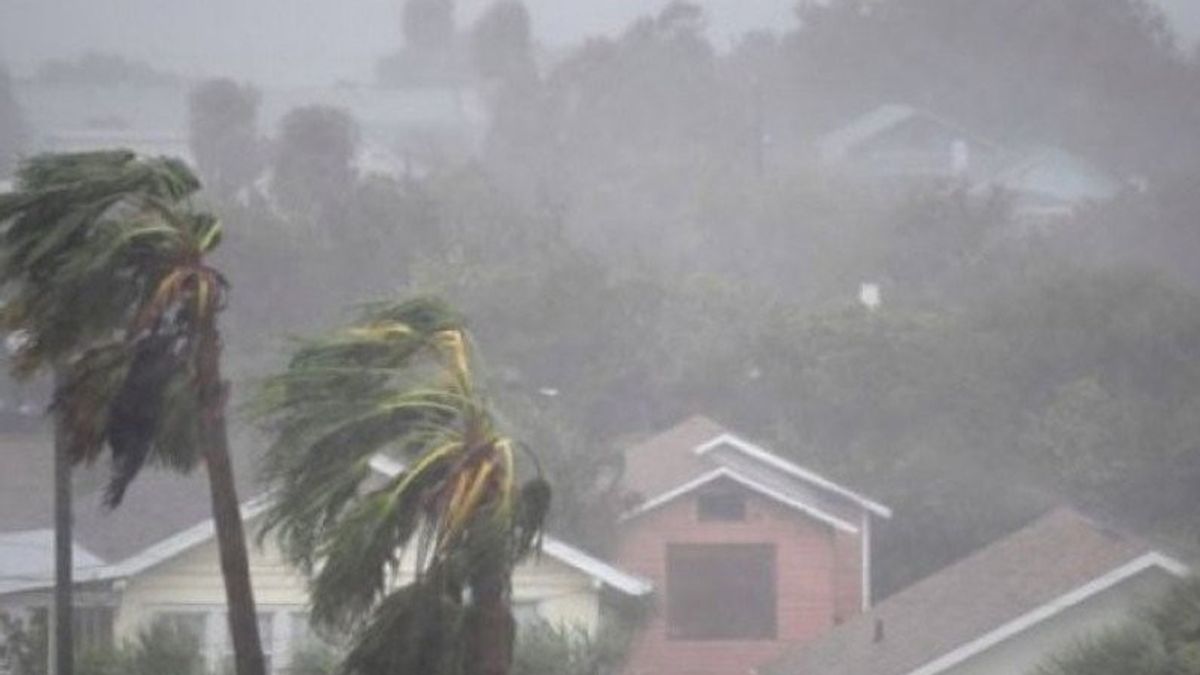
256;295;551;672
0;151;220;507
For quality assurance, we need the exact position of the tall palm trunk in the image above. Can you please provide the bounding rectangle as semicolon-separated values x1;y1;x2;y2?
52;414;73;675
198;315;265;675
468;565;515;675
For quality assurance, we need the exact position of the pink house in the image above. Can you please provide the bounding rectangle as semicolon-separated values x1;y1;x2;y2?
614;416;891;675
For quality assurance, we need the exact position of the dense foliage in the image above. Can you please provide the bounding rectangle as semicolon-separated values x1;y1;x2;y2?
178;0;1200;599
0;63;28;179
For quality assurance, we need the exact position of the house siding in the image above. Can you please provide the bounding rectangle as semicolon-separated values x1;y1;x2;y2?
111;517;606;671
616;487;862;675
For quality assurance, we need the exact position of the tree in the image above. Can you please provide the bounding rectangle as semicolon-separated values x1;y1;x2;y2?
377;0;461;86
0;611;47;675
256;296;551;675
0;151;266;675
188;79;263;197
0;63;28;178
271;105;359;222
787;0;1200;177
403;0;455;53
470;1;535;82
1035;576;1200;675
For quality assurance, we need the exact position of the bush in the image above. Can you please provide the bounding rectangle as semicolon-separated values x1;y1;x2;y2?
511;620;631;675
75;621;204;675
0;611;47;675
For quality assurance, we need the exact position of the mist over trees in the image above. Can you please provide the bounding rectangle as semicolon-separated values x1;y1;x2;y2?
470;1;536;83
4;3;1200;675
270;105;360;222
187;79;263;198
34;51;178;87
377;0;463;86
86;0;1200;598
0;65;28;178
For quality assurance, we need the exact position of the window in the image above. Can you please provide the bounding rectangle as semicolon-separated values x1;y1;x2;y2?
153;608;278;674
75;607;114;652
697;491;746;521
155;611;207;647
666;543;776;640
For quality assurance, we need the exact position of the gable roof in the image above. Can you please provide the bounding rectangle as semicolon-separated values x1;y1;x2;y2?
366;455;653;597
0;530;105;595
0;430;266;566
0;440;652;600
621;416;890;530
975;146;1122;204
762;508;1189;675
817;104;1000;162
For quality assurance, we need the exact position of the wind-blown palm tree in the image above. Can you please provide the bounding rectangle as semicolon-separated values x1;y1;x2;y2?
256;297;551;675
0;151;266;675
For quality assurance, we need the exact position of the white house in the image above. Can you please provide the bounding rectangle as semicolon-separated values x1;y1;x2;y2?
0;433;650;673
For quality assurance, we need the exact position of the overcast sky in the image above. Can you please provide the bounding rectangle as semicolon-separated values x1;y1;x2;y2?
2;0;1198;87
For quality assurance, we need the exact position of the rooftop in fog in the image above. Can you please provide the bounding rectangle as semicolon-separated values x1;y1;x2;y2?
762;508;1189;675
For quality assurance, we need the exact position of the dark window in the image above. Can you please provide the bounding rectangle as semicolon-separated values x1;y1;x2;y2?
666;543;776;640
696;491;746;521
75;607;114;652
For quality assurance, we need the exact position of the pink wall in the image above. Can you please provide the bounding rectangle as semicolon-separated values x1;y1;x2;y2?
615;490;863;675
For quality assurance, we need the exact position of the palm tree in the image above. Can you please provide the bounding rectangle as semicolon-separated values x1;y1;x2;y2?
255;297;551;675
0;151;266;675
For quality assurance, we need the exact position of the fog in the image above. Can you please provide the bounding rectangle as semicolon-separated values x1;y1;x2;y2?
7;0;1195;84
2;1;1200;675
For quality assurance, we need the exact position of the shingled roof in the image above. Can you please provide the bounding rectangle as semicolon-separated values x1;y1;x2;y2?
621;416;890;533
0;428;267;593
761;508;1188;675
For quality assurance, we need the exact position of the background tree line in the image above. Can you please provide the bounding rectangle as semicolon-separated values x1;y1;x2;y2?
4;0;1198;603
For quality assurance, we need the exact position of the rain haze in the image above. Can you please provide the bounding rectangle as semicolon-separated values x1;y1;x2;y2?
1;2;1200;675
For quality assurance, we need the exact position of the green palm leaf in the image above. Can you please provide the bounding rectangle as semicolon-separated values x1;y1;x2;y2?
256;297;551;675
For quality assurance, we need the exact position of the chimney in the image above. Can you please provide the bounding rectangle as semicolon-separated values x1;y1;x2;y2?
874;618;885;644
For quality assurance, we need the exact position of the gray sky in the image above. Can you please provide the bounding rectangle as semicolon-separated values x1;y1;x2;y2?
2;0;1198;87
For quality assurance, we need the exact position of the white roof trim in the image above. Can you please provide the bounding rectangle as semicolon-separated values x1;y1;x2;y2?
694;433;892;518
94;494;274;582
905;551;1190;675
540;537;653;597
5;455;653;600
621;467;860;533
368;454;653;597
0;495;275;594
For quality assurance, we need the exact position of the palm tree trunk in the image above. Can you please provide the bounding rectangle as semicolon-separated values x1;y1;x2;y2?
198;319;266;675
468;567;514;675
52;415;73;675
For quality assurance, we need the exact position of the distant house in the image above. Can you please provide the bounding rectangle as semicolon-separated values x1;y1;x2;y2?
614;415;892;675
761;508;1189;675
13;81;487;178
0;434;650;674
816;104;1003;185
817;104;1125;219
973;146;1124;220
